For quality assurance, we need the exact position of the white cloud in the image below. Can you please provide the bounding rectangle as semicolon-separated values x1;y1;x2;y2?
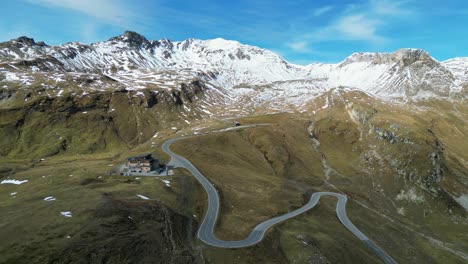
24;0;136;25
313;5;334;17
307;0;414;43
370;0;413;16
287;41;309;53
308;15;383;43
332;14;383;42
282;0;416;59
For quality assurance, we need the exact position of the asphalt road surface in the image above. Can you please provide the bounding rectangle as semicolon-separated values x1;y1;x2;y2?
162;126;396;264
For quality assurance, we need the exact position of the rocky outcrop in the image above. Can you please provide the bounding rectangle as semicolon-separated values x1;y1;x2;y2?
338;48;434;67
108;30;152;48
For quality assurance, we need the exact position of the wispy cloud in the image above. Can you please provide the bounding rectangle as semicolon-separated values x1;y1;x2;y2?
286;0;416;55
24;0;137;25
21;0;155;43
287;41;310;53
312;5;334;17
369;0;414;16
329;14;383;42
319;0;413;43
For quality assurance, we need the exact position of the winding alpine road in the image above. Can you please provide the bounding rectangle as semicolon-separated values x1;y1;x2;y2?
162;125;396;264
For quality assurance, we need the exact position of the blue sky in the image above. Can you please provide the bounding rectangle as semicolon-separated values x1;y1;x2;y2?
1;0;467;64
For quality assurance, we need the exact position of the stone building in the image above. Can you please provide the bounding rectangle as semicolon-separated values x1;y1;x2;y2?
127;154;158;173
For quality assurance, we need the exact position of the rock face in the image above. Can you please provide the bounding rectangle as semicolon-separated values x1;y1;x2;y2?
108;30;154;49
392;49;433;65
14;36;38;46
340;49;434;66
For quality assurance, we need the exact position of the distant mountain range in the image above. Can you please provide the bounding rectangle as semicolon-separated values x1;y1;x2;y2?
0;31;466;111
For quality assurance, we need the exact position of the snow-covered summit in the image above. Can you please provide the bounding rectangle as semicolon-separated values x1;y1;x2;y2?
302;48;464;99
442;57;468;85
337;48;433;67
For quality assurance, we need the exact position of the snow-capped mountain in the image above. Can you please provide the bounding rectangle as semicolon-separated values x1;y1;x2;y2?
442;57;468;86
0;31;466;112
307;49;462;98
0;31;304;85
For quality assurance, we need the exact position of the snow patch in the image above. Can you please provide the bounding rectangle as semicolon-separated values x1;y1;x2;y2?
44;196;56;201
162;180;171;187
5;72;20;81
1;179;28;185
60;211;72;218
136;194;149;200
454;195;468;211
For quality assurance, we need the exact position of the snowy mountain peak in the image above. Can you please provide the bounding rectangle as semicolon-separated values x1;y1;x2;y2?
108;30;151;48
6;36;47;48
339;52;380;66
339;48;434;67
394;48;430;58
13;36;37;46
392;48;433;65
203;38;241;50
442;57;468;85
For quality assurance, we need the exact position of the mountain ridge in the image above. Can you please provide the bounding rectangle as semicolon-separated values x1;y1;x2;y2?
2;31;465;65
0;31;466;108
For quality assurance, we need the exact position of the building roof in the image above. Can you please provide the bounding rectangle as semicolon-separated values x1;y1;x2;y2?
127;153;153;160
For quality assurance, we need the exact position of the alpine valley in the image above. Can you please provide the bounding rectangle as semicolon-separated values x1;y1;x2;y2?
0;31;466;264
